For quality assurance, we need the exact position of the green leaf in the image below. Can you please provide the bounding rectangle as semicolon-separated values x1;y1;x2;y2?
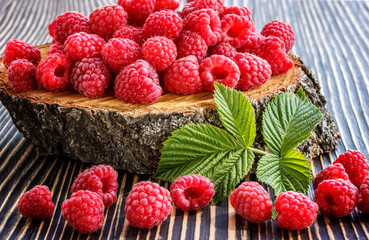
262;90;322;156
256;149;312;195
213;82;256;147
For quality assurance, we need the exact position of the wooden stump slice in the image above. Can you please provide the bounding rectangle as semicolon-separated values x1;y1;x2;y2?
0;43;339;174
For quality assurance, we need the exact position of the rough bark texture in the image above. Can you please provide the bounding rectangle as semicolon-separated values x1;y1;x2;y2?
0;44;339;174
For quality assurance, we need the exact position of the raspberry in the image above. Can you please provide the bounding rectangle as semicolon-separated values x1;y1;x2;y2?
230;182;272;223
102;38;141;74
163;56;203;95
125;181;172;229
252;37;293;75
47;42;65;55
143;10;183;40
155;0;179;11
261;20;295;52
113;25;145;45
223;6;252;21
176;31;208;62
211;42;237;59
7;59;36;93
62;190;104;233
199;55;240;91
70;58;112;98
237;32;265;53
357;176;369;213
220;14;254;48
314;179;358;217
183;9;222;46
118;0;156;26
17;185;54;219
89;5;128;39
36;53;73;91
170;175;214;211
142;36;177;72
275;191;318;230
182;0;224;17
48;11;91;44
115;60;162;104
312;163;349;189
64;32;106;61
233;53;272;90
3;40;41;68
333;150;369;187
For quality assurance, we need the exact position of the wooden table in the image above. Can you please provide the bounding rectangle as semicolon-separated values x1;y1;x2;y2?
1;0;369;239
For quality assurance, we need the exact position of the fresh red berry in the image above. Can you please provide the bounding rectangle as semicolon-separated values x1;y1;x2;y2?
125;181;172;229
237;32;265;53
220;14;253;48
333;150;369;187
17;185;54;219
312;163;349;189
211;42;237;59
357;175;369;213
176;31;208;62
223;6;252;22
142;36;177;72
143;10;183;40
275;191;318;230
7;59;36;93
113;25;145;45
115;60;162;104
3;40;41;68
89;5;128;39
182;0;224;17
230;182;272;223
155;0;179;11
36;53;73;91
47;42;65;55
64;32;106;61
118;0;156;26
183;9;222;46
314;179;358;217
70;58;112;98
48;11;91;44
62;190;104;233
252;37;293;75
261;20;295;52
170;175;214;211
233;53;271;90
102;38;141;74
199;55;240;91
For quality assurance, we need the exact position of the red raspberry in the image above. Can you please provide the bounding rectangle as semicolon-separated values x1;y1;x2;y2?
125;181;172;229
333;150;369;187
312;163;349;189
89;5;128;39
48;11;91;44
164;56;203;95
17;185;54;219
70;58;112;98
183;9;222;46
47;42;65;55
3;40;41;68
237;32;265;53
220;14;254;48
182;0;224;17
62;190;104;233
113;25;145;45
199;55;240;91
102;38;141;74
261;20;296;52
357;175;369;213
142;36;177;72
176;31;208;62
314;179;358;217
223;6;252;22
155;0;179;11
118;0;156;26
143;10;183;40
230;182;272;223
211;42;237;59
36;53;73;91
275;191;318;230
115;60;162;104
7;59;36;93
252;37;293;75
233;53;271;90
64;32;106;61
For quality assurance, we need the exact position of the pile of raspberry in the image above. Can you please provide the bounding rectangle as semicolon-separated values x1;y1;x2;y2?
4;0;296;104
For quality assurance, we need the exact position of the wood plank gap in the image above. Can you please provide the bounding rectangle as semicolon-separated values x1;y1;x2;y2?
120;174;139;239
0;138;27;172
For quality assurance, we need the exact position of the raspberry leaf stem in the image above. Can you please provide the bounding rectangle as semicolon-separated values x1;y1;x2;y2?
249;147;268;156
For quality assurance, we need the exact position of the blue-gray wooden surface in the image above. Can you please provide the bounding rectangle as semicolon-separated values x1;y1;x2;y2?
1;0;369;239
